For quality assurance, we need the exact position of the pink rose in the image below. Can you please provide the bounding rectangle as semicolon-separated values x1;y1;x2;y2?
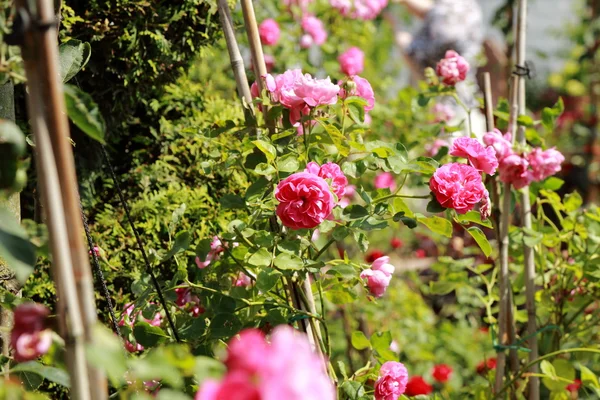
374;361;409;400
331;0;387;20
371;255;395;276
273;69;305;108
294;74;339;107
338;47;365;76
299;34;313;48
175;288;204;317
480;193;491;220
430;163;487;214
301;15;327;46
275;172;335;229
483;128;513;162
234;272;253;287
436;50;470;86
119;303;162;352
450;137;498;175
339;76;375;112
305;161;348;198
432;103;454;123
259;19;280;46
498;154;531;189
375;172;396;191
196;236;227;268
360;269;391;297
226;329;269;375
195;372;261;400
425;139;449;157
11;303;52;362
527;147;564;181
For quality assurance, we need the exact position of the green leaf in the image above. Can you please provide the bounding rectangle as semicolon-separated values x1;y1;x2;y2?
11;362;70;388
321;123;350;157
58;40;91;83
325;288;356;304
542;359;574;392
0;119;26;190
276;155;300;173
466;227;493;257
351;331;371;350
256;268;282;292
247;248;272;267
164;231;190;260
563;191;582;212
370;331;396;362
209;313;242;339
133;321;169;348
517;114;535;127
541;98;564;132
156;390;192;400
252;140;277;162
455;211;493;228
219;194;246;209
340;381;366;400
343;205;369;219
429;281;459;295
0;207;36;283
254;163;277;176
86;325;128;385
541;177;564;191
273;252;304;270
392;197;414;218
393;213;417;229
418;215;452;237
580;365;599;388
64;84;106;144
332;226;350;241
346;101;365;124
178;317;207;340
426;197;446;213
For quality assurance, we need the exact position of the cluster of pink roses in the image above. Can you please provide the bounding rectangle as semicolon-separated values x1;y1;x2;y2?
275;161;348;229
360;255;396;298
430;137;494;217
300;15;328;48
10;303;53;362
436;50;470;86
175;288;204;317
195;326;335;400
483;129;564;189
330;0;388;20
119;303;162;352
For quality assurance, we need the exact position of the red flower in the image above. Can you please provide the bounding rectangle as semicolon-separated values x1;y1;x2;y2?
405;376;433;396
390;237;403;249
432;364;453;383
414;249;426;258
566;379;581;393
366;250;385;263
476;358;497;374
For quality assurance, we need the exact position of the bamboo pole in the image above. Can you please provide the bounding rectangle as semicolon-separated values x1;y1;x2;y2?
514;0;539;398
217;0;254;118
240;0;267;92
16;0;106;397
22;60;91;400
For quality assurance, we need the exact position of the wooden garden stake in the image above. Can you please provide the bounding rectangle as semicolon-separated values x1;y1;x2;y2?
16;0;106;397
240;0;267;92
217;0;255;121
514;0;539;398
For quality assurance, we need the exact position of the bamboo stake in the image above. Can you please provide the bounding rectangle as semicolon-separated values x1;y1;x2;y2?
23;63;91;400
494;76;519;395
514;0;539;398
483;73;495;132
16;0;107;397
240;0;267;92
217;0;254;119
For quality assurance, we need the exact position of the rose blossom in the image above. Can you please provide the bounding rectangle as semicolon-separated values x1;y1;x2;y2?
404;376;433;396
374;361;408;400
566;379;582;393
450;137;498;175
234;272;253;287
331;0;387;20
275;172;335;229
294;74;339;107
301;15;327;46
119;303;162;352
305;161;348;198
175;288;204;317
430;163;488;214
498;154;531;189
390;237;403;249
527;147;565;181
258;19;280;46
196;326;335;400
339;76;375;112
361;256;395;297
374;172;396;191
476;358;497;374
483;128;513;162
432;103;454;123
11;303;52;362
436;50;470;86
432;364;453;383
338;47;365;76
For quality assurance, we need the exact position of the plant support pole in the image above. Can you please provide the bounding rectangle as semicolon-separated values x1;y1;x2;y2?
240;0;267;92
514;0;539;398
16;0;107;398
217;0;254;121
